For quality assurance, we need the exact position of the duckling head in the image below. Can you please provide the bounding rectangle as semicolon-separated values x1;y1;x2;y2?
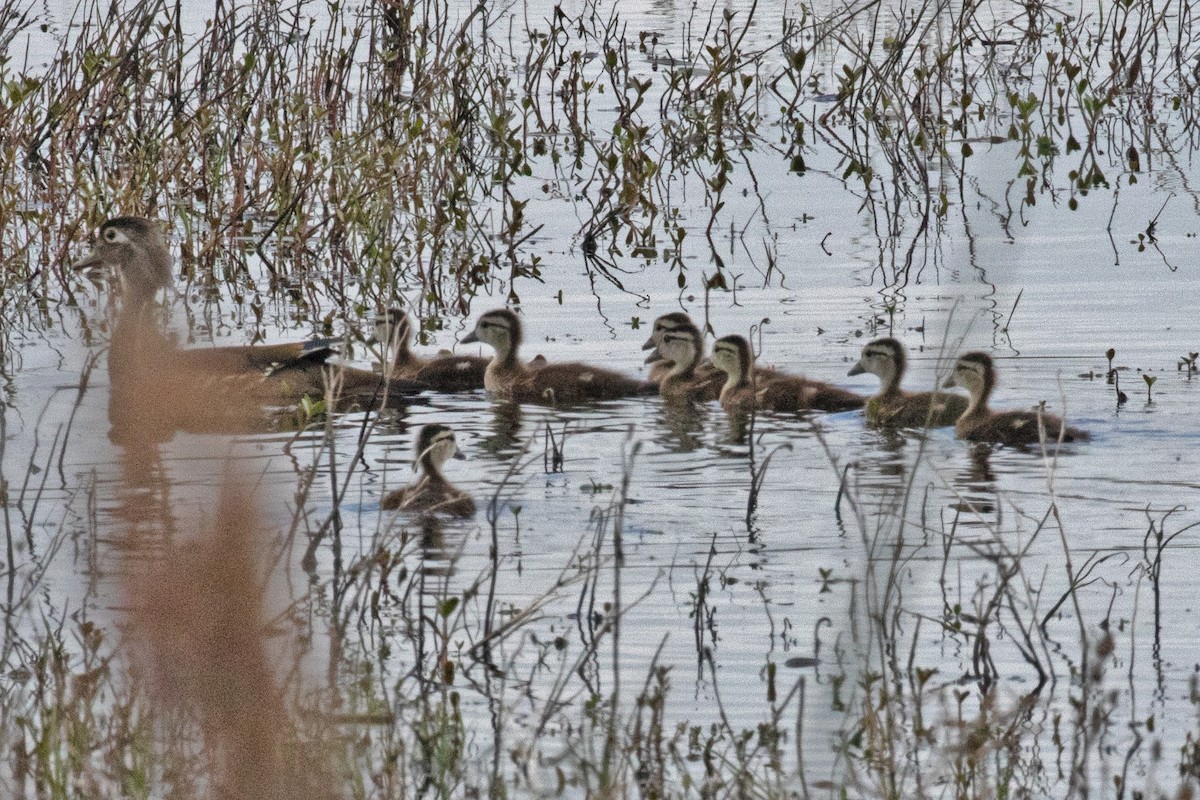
373;307;414;355
74;217;172;306
461;308;521;358
944;352;994;400
657;324;702;373
711;335;751;381
642;311;694;351
849;337;905;385
414;423;465;475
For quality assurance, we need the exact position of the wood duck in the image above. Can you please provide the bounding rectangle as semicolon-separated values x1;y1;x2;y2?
372;308;488;392
943;352;1089;445
652;320;713;403
642;312;723;400
381;424;475;517
848;337;968;427
461;308;655;404
711;335;864;414
75;216;426;408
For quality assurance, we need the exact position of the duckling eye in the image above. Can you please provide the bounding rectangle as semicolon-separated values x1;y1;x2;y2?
104;229;118;242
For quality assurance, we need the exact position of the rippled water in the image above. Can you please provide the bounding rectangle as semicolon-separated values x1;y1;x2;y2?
8;0;1200;795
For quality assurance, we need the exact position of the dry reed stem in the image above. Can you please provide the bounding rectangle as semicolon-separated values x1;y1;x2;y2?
115;309;335;800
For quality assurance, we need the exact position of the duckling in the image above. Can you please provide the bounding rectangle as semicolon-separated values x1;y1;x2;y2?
75;216;426;408
642;312;724;400
943;352;1088;445
372;308;488;392
643;312;694;383
381;424;475;517
711;335;865;414
461;308;655;404
848;337;968;427
653;321;713;403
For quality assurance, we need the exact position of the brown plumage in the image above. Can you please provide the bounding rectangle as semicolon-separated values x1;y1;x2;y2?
711;335;864;414
381;424;475;517
943;352;1089;446
372;308;488;392
849;337;968;427
462;308;655;404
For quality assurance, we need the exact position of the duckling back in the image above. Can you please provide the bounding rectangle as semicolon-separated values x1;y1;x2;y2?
958;409;1088;446
514;362;656;405
867;391;968;428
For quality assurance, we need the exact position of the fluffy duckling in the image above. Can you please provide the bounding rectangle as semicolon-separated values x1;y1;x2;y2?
75;216;427;407
848;337;968;427
653;321;713;403
461;308;655;404
381;424;475;516
373;308;488;392
711;335;865;414
943;352;1088;445
642;312;724;400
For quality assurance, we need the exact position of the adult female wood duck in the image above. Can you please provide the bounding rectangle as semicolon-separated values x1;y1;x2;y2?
461;308;655;404
381;424;475;517
75;216;426;408
711;335;864;414
642;312;723;400
848;337;968;427
372;307;488;392
943;352;1089;445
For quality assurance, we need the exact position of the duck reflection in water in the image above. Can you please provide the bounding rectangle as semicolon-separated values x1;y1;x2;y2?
655;399;708;453
477;399;525;459
948;443;998;516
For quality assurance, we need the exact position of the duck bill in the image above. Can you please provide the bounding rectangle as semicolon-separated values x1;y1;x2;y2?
644;349;663;365
461;330;479;344
847;362;865;376
942;376;958;389
453;451;466;460
641;334;656;350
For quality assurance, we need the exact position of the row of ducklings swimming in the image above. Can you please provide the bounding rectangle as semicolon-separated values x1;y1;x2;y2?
382;310;1088;517
75;217;1085;447
379;307;1087;447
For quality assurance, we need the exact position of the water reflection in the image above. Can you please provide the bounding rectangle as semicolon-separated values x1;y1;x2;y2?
478;399;524;459
949;444;998;516
654;397;708;452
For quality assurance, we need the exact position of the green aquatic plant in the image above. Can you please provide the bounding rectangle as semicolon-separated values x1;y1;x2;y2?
1144;373;1157;403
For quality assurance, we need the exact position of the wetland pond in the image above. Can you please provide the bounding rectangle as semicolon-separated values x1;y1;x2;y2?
5;0;1200;796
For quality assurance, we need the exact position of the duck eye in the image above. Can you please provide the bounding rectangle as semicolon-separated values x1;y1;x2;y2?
104;229;117;242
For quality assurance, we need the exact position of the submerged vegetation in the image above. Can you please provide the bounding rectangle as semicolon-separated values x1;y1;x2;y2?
1;0;1200;797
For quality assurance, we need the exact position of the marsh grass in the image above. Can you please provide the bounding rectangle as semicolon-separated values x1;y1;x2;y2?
2;0;1196;357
